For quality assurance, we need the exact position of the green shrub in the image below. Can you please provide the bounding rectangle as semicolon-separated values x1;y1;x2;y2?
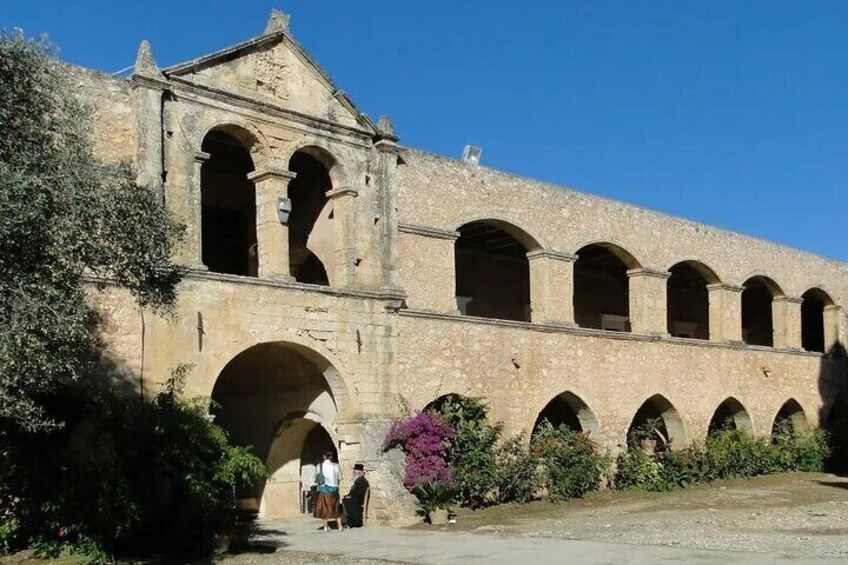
532;423;609;502
773;425;830;472
614;448;664;491
413;480;457;514
704;428;779;479
494;435;543;504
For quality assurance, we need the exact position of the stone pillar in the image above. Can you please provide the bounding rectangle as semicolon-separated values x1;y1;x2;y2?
706;284;744;343
527;250;576;326
374;139;403;293
326;187;360;289
824;304;842;354
627;268;670;335
189;151;210;270
398;225;459;313
773;296;803;349
247;168;296;281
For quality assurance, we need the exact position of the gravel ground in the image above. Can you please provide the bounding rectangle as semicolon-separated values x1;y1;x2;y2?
455;472;848;558
210;550;405;565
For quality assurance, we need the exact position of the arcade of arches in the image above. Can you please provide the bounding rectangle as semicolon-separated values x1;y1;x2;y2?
210;342;342;518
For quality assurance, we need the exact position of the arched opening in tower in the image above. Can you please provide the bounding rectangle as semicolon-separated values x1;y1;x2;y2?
288;150;333;285
667;261;714;340
741;276;781;347
573;244;635;331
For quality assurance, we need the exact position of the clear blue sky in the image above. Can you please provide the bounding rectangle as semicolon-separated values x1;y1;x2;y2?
3;1;846;261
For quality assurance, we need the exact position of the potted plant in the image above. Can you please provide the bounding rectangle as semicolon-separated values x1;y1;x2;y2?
414;480;455;526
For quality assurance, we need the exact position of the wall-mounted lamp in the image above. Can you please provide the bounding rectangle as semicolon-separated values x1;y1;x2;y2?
277;197;292;224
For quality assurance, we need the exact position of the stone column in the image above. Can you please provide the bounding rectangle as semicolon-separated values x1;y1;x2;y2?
326;187;360;289
188;151;210;270
527;250;576;326
398;225;459;313
247;168;295;281
824;304;842;353
374;139;403;293
773;296;803;349
706;284;744;343
627;268;671;336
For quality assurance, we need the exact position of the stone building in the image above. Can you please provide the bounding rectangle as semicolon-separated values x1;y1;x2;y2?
76;11;847;522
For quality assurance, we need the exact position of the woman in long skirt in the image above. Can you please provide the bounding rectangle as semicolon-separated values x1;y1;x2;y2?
313;451;342;531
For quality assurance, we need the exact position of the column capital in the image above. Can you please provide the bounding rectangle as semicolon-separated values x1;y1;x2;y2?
706;283;744;293
526;249;577;263
773;295;803;305
325;186;359;199
247;168;296;184
193;151;211;164
824;304;842;313
627;267;671;280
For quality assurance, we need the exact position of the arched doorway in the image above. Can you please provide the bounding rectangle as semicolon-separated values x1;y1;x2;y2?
201;129;258;276
801;288;833;353
708;397;753;434
574;243;639;331
627;394;687;452
771;399;808;435
667;261;718;340
288;148;335;285
532;391;601;441
454;220;538;322
741;276;783;347
210;341;343;518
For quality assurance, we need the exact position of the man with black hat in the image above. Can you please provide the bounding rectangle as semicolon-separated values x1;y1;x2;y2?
342;463;369;528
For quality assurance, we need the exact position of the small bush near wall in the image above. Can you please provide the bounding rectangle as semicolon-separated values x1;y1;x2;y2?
614;426;831;492
531;423;610;502
494;435;543;505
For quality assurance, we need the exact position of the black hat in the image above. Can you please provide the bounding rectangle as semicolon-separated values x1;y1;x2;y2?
353;463;365;471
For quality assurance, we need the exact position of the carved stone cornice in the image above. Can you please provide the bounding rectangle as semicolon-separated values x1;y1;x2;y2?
325;186;359;199
397;223;460;241
627;268;671;280
247;168;295;183
706;283;745;293
525;249;577;263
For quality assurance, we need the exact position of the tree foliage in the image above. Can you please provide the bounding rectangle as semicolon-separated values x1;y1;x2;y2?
0;31;183;430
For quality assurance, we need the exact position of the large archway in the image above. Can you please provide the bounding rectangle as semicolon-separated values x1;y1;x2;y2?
454;220;537;322
574;243;639;331
667;261;718;340
708;397;753;435
532;391;601;441
771;399;808;435
627;394;687;452
200;129;258;276
210;342;343;518
801;288;833;353
288;148;335;285
741;276;783;347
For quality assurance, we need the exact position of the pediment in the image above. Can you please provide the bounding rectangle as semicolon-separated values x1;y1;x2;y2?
163;32;374;132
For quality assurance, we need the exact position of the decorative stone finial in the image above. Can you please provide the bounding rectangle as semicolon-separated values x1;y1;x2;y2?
376;115;400;142
134;40;163;78
265;9;291;35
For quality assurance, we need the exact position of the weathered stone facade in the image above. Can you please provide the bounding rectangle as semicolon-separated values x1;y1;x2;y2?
76;11;847;524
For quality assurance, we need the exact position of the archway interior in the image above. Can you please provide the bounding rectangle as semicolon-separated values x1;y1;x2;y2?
771;399;807;435
824;400;848;473
298;425;337;513
210;342;337;517
801;289;828;353
455;221;531;322
667;262;711;339
742;276;778;346
201;130;257;276
532;391;601;441
708;397;752;435
627;395;685;452
574;244;631;331
288;150;333;285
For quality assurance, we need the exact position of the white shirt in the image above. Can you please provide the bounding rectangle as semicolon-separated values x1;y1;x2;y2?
319;460;342;488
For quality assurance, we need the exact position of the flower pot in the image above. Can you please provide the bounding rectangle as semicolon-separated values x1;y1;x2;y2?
429;508;449;526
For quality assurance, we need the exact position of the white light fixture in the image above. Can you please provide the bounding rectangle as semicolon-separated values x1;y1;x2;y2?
462;145;482;165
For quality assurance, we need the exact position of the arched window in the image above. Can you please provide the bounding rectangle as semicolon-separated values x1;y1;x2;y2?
708;397;753;434
200;130;257;276
771;399;807;435
801;288;833;353
288;149;334;285
455;220;537;322
574;243;639;331
532;391;601;441
741;276;783;346
666;261;718;339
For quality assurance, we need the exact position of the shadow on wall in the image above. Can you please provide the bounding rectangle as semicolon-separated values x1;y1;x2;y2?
818;341;848;472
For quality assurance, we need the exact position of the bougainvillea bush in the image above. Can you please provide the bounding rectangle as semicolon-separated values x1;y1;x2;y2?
383;411;455;489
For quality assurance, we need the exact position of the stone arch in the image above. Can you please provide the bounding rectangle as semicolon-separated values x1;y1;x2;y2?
455;219;537;322
801;287;835;353
209;339;358;518
666;260;719;340
532;391;602;441
573;240;642;270
453;214;546;252
199;120;270;169
708;397;754;434
741;275;784;347
287;141;350;189
771;398;808;435
574;242;641;331
627;394;688;451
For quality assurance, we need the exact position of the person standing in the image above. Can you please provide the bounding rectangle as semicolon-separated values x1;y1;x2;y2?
342;463;370;528
313;451;342;531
